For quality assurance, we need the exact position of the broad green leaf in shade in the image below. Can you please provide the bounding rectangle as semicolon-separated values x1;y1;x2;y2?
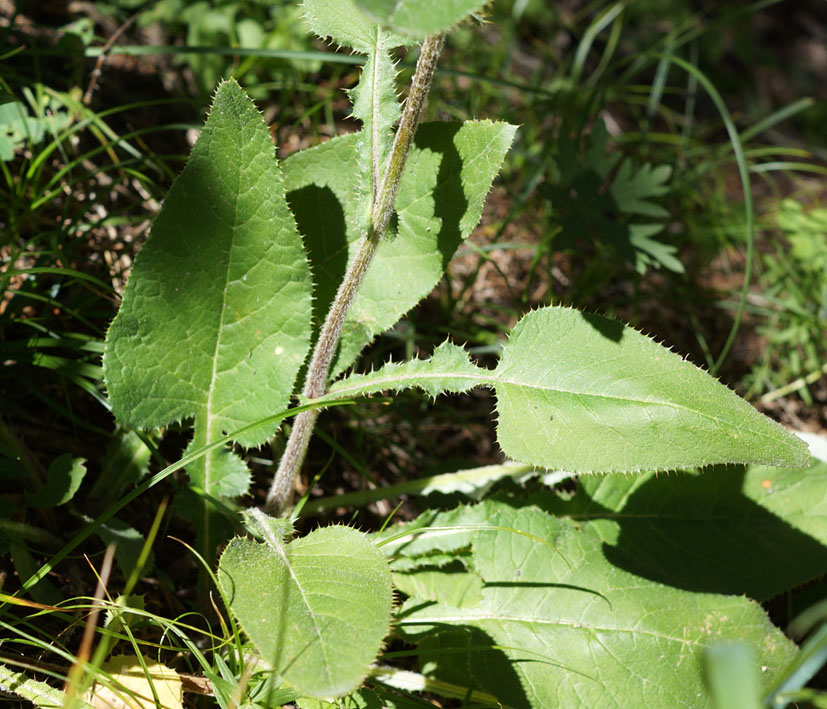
321;306;808;472
218;523;393;699
9;540;61;606
25;454;86;508
93;516;153;579
282;121;517;375
544;119;681;274
103;80;312;549
393;499;798;707
543;459;827;601
86;431;151;513
354;0;488;38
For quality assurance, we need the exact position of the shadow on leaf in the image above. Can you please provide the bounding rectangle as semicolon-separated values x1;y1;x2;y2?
563;466;827;601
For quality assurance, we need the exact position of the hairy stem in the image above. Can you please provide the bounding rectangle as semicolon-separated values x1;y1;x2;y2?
264;33;446;515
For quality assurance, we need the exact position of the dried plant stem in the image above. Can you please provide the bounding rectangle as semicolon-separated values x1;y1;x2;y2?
264;33;446;515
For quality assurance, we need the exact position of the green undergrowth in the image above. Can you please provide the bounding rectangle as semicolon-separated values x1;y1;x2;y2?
1;1;826;707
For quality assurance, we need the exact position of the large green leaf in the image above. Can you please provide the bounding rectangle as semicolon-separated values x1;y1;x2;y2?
354;0;488;38
492;307;807;471
390;499;798;707
283;121;516;375
543;458;827;601
218;518;393;699
321;307;808;472
103;80;312;548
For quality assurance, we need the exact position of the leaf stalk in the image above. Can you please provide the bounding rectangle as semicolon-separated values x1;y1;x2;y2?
264;33;446;515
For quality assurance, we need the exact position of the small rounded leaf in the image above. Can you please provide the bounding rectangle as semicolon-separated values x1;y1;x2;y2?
218;524;393;698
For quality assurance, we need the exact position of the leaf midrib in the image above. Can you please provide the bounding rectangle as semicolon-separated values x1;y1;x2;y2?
400;611;721;648
325;369;769;434
259;525;333;685
202;134;241;505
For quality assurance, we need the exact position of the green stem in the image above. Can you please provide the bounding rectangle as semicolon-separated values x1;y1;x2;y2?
264;33;446;516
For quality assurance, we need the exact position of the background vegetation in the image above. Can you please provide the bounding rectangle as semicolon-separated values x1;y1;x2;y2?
1;0;826;705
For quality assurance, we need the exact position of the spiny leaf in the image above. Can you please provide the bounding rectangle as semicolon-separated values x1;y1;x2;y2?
354;0;489;38
348;34;402;221
303;0;413;53
302;0;415;262
218;522;393;699
282;121;516;375
492;307;808;471
392;499;798;707
86;431;151;514
103;79;312;550
322;306;809;473
312;341;479;401
339;120;517;372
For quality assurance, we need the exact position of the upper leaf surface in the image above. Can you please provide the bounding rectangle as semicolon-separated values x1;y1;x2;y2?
354;0;489;38
322;306;808;472
303;0;413;52
218;524;393;698
103;79;312;450
393;499;798;707
282;121;516;375
494;306;809;472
